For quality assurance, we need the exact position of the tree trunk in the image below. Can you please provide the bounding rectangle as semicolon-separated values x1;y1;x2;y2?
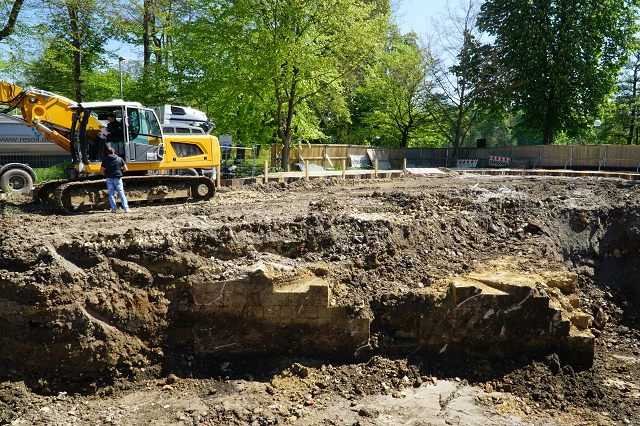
452;82;467;158
628;65;638;145
0;0;24;42
277;70;298;172
277;104;294;171
66;2;83;102
453;124;463;158
143;0;153;71
401;129;409;148
281;102;294;172
542;127;553;145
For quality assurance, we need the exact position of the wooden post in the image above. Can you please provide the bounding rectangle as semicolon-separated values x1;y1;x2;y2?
264;160;269;184
374;158;378;178
323;144;327;169
216;164;221;187
342;158;346;180
403;158;407;172
305;159;310;180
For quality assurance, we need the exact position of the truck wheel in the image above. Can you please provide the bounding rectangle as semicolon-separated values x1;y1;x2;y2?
1;169;34;195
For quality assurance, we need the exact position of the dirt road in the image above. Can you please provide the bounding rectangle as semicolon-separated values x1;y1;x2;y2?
0;173;639;425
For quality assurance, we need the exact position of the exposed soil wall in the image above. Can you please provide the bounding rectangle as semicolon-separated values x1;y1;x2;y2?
0;174;639;425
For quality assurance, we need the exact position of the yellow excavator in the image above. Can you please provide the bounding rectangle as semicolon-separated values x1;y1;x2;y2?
0;80;220;212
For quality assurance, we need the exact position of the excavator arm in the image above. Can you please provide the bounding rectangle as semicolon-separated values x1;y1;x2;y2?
0;80;100;153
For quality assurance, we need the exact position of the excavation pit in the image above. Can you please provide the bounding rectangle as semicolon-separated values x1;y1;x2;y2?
1;175;639;424
185;258;594;369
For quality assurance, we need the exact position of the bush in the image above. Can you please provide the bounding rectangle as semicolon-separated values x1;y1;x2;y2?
33;163;73;183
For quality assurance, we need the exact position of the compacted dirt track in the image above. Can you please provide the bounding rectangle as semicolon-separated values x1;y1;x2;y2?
0;172;639;425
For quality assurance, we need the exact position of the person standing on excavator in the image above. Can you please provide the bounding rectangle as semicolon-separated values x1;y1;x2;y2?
100;146;130;213
105;113;124;156
105;113;123;140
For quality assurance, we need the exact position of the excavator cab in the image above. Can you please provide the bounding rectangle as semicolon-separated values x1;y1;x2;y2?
70;102;164;168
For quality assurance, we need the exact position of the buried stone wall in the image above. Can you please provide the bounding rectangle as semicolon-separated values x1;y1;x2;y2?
186;263;370;358
370;259;594;368
184;259;594;368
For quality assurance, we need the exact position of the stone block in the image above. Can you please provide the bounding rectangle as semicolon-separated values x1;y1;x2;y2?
449;281;482;306
227;281;253;293
280;305;301;319
318;307;348;320
222;291;246;308
286;293;305;306
192;292;214;306
307;285;330;306
260;292;287;306
192;284;225;307
571;312;593;330
244;292;261;306
567;295;580;308
541;271;578;293
241;305;264;318
263;306;281;319
299;306;319;319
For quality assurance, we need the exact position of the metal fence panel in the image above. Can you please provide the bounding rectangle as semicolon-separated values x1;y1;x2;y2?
272;143;640;171
540;145;571;168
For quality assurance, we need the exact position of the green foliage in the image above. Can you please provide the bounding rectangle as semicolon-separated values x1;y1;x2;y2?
427;0;509;155
354;29;436;147
478;0;640;145
0;0;25;42
33;163;73;183
7;0;640;151
173;0;388;170
4;0;124;101
606;50;640;145
22;43;75;98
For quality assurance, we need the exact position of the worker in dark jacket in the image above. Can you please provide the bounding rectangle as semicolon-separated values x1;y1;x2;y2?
100;146;130;213
105;113;123;140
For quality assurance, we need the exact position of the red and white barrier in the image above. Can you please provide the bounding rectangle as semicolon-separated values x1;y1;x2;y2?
456;159;478;168
488;155;510;167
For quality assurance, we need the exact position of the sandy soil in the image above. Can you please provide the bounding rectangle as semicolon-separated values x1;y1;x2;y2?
0;172;639;425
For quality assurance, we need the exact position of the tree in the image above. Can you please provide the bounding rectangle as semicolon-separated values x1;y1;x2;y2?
17;0;122;102
116;0;186;105
478;0;639;145
427;0;505;155
611;51;640;145
356;29;434;147
0;0;24;42
175;0;388;170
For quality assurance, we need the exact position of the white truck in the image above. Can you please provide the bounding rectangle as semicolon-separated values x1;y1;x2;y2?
151;105;215;133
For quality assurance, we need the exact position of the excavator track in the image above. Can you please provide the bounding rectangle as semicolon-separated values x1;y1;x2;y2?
33;179;71;204
52;175;215;213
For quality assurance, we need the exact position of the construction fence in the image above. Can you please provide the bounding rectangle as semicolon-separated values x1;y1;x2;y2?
270;144;640;171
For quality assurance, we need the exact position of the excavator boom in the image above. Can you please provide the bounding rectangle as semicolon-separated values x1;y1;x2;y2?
0;80;97;152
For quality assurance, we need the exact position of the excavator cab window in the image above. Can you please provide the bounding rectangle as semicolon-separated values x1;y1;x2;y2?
125;107;163;163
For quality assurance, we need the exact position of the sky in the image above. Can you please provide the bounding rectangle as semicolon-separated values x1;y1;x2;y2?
395;0;449;37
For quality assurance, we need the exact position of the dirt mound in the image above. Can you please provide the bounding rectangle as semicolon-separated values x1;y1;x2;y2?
0;175;639;425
